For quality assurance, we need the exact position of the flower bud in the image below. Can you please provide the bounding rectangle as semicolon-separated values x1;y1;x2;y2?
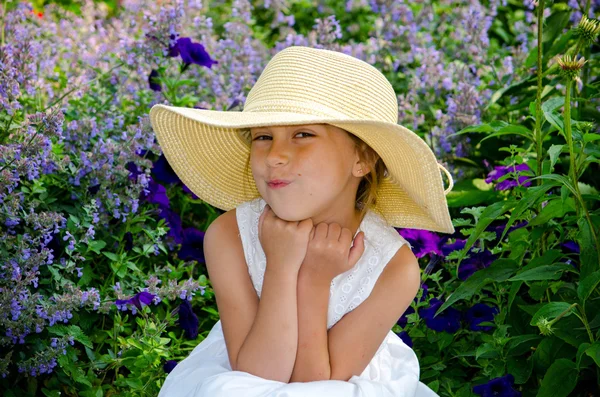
535;317;554;336
556;54;587;81
574;15;600;46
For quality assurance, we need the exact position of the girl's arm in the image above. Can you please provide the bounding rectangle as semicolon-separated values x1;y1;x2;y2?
204;209;299;384
289;269;332;382
235;264;300;383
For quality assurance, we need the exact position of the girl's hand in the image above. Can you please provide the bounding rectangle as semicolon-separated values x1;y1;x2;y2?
300;222;365;282
258;204;314;274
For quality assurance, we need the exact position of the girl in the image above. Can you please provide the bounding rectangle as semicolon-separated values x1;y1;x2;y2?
150;45;454;397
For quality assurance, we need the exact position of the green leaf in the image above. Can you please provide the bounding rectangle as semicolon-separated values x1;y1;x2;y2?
507;334;542;357
87;240;107;254
456;200;515;267
584;342;600;368
475;343;498;359
547;144;564;172
508;264;574;281
103;252;119;261
578;217;600;280
480;124;534;143
528;198;567;226
499;184;556;241
435;259;518;316
536;358;578;397
577;270;600;303
530;302;574;326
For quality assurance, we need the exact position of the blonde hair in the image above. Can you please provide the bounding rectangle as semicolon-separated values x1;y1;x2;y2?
238;126;389;225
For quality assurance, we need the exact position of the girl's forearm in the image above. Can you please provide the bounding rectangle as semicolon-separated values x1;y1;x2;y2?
289;269;332;382
235;265;299;383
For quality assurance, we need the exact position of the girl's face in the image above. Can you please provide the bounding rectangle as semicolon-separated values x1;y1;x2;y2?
249;124;365;224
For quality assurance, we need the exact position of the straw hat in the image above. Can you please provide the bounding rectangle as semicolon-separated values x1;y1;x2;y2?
149;45;455;234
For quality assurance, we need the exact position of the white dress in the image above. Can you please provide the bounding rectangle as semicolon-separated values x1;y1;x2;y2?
159;197;439;397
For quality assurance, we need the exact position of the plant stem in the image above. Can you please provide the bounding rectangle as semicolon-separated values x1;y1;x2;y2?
564;79;600;263
534;0;545;190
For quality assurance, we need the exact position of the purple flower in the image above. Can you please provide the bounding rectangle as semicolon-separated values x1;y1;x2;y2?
561;241;580;254
163;360;178;374
178;299;199;339
177;227;205;263
473;374;521;397
464;303;499;331
167;37;218;69
148;69;162;92
489;221;528;240
396;228;445;258
485;163;532;191
115;291;156;314
458;250;497;280
152;154;181;185
142;178;170;208
396;331;413;348
418;298;462;333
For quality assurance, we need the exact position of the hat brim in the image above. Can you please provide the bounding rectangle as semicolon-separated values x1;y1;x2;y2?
149;104;455;234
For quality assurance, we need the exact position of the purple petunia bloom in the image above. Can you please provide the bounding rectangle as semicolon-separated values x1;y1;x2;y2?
396;331;413;348
473;374;521;397
418;298;462;333
396;228;444;258
115;291;156;315
561;241;580;254
163;360;178;374
464;303;499;332
485;163;532;191
148;69;162;92
167;37;218;69
458;250;497;280
178;299;199;340
143;178;170;208
152;154;181;185
177;227;205;263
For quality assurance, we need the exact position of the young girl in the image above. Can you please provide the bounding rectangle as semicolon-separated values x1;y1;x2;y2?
150;45;454;397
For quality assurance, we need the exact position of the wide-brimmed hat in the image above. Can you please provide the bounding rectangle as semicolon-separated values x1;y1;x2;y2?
149;45;455;234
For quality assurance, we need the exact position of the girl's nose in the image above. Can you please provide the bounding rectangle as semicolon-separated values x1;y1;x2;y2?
265;139;290;167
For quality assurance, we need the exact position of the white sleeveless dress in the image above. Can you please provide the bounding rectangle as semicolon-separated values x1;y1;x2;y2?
158;197;439;397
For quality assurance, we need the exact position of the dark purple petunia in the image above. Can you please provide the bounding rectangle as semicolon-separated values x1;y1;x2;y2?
485;163;532;191
418;298;462;333
178;299;199;340
126;161;144;183
489;221;528;240
177;227;205;263
123;231;133;252
152;154;181;185
441;238;467;257
163;360;178;374
88;184;101;196
115;291;156;315
458;250;497;280
396;228;444;258
143;178;170;208
168;37;218;69
464;303;499;332
157;206;185;245
561;241;580;254
148;69;162;92
473;374;521;397
396;331;413;348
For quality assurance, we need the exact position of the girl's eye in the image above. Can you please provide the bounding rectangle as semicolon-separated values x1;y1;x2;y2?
252;132;314;141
